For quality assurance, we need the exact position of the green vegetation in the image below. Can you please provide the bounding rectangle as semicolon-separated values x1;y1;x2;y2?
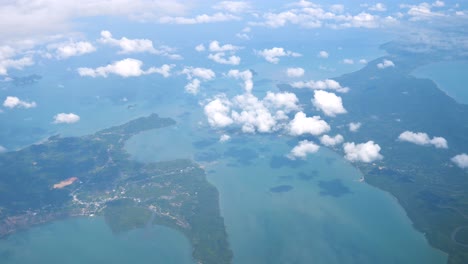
280;52;468;263
0;114;232;264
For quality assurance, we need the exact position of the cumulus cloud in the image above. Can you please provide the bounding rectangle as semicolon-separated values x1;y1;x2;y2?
359;59;368;64
0;56;34;76
286;67;305;78
204;96;233;128
195;44;205;52
288;140;320;159
78;59;174;78
377;59;395;69
53;113;80;124
291;79;349;93
288;111;330;136
263;92;300;113
181;67;215;94
256;47;301;64
99;30;181;59
451;153;468;169
318;51;329;58
208;40;241;52
159;13;240;24
227;69;253;93
343;59;354;64
312;90;347;117
398;131;448;149
3;96;37;109
208;53;241;65
343;141;383;162
219;134;231;142
49;41;96;59
320;134;344;146
231;93;277;133
349;122;361;132
369;3;387;12
213;1;251;13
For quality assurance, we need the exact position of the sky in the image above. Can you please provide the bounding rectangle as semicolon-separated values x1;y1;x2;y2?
1;0;468;167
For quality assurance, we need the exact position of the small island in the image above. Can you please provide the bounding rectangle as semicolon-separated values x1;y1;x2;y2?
0;114;232;264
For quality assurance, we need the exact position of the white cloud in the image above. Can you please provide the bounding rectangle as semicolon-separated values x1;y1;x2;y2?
318;51;329;58
377;59;395;69
213;1;252;13
343;59;354;64
99;30;181;59
288;140;320;159
291;79;349;93
185;79;201;94
53;113;80;124
0;56;34;76
343;141;383;162
359;59;368;64
181;67;215;80
78;59;174;78
208;40;241;52
349;122;361;132
288;111;330;136
369;3;387;12
286;67;305;78
219;134;231;142
451;153;468;169
195;44;205;52
256;47;301;64
3;96;37;109
320;134;344;147
330;4;345;13
398;131;448;149
432;1;445;7
49;41;96;59
159;12;240;24
204;96;234;128
312;90;347;117
231;93;277;133
263;92;300;113
227;69;253;93
208;53;241;65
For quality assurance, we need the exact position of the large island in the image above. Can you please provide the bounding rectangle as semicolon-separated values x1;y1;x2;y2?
0;114;232;264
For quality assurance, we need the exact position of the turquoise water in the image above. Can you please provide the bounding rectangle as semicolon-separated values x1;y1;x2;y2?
0;217;194;264
412;61;468;105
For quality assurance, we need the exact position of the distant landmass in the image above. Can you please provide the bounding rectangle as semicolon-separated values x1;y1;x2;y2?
0;114;232;264
279;45;468;263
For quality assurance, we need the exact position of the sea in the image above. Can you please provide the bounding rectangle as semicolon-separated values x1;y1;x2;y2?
0;23;448;263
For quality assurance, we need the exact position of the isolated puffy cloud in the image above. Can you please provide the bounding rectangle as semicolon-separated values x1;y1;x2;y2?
159;12;240;24
181;67;215;80
99;30;181;59
349;122;361;132
343;141;383;162
204;96;233;128
320;134;344;146
343;59;354;64
291;79;349;93
219;134;231;142
53;113;80;124
213;1;251;13
286;67;305;78
312;90;347;117
318;51;329;58
369;3;387;12
288;140;320;159
398;131;448;149
433;1;445;7
208;53;241;65
227;69;253;93
208;40;241;52
288;111;330;136
78;59;174;78
185;79;201;94
195;44;205;52
359;59;368;64
256;47;301;64
451;153;468;169
377;59;395;69
49;41;96;59
263;92;300;113
3;96;37;109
